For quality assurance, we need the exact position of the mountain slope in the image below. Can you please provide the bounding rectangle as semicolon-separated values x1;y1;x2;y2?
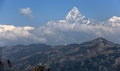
1;37;120;71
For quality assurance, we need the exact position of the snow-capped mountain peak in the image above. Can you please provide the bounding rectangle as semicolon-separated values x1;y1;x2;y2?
66;7;90;24
108;16;120;26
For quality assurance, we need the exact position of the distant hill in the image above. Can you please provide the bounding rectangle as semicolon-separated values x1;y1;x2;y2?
1;37;120;71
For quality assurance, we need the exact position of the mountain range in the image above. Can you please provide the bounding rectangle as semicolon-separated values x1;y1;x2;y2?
53;6;120;26
1;37;120;71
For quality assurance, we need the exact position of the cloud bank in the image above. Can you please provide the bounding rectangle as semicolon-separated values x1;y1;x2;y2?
0;7;120;46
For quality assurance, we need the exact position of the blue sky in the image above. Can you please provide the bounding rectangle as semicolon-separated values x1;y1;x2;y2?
0;0;120;27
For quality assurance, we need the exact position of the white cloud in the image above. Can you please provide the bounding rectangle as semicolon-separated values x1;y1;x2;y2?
0;19;120;46
0;24;46;46
0;25;16;32
20;8;33;18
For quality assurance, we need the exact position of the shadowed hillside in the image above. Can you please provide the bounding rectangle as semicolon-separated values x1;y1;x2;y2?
1;37;120;71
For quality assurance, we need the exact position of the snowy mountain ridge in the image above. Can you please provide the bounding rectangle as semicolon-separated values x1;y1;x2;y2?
53;7;120;27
